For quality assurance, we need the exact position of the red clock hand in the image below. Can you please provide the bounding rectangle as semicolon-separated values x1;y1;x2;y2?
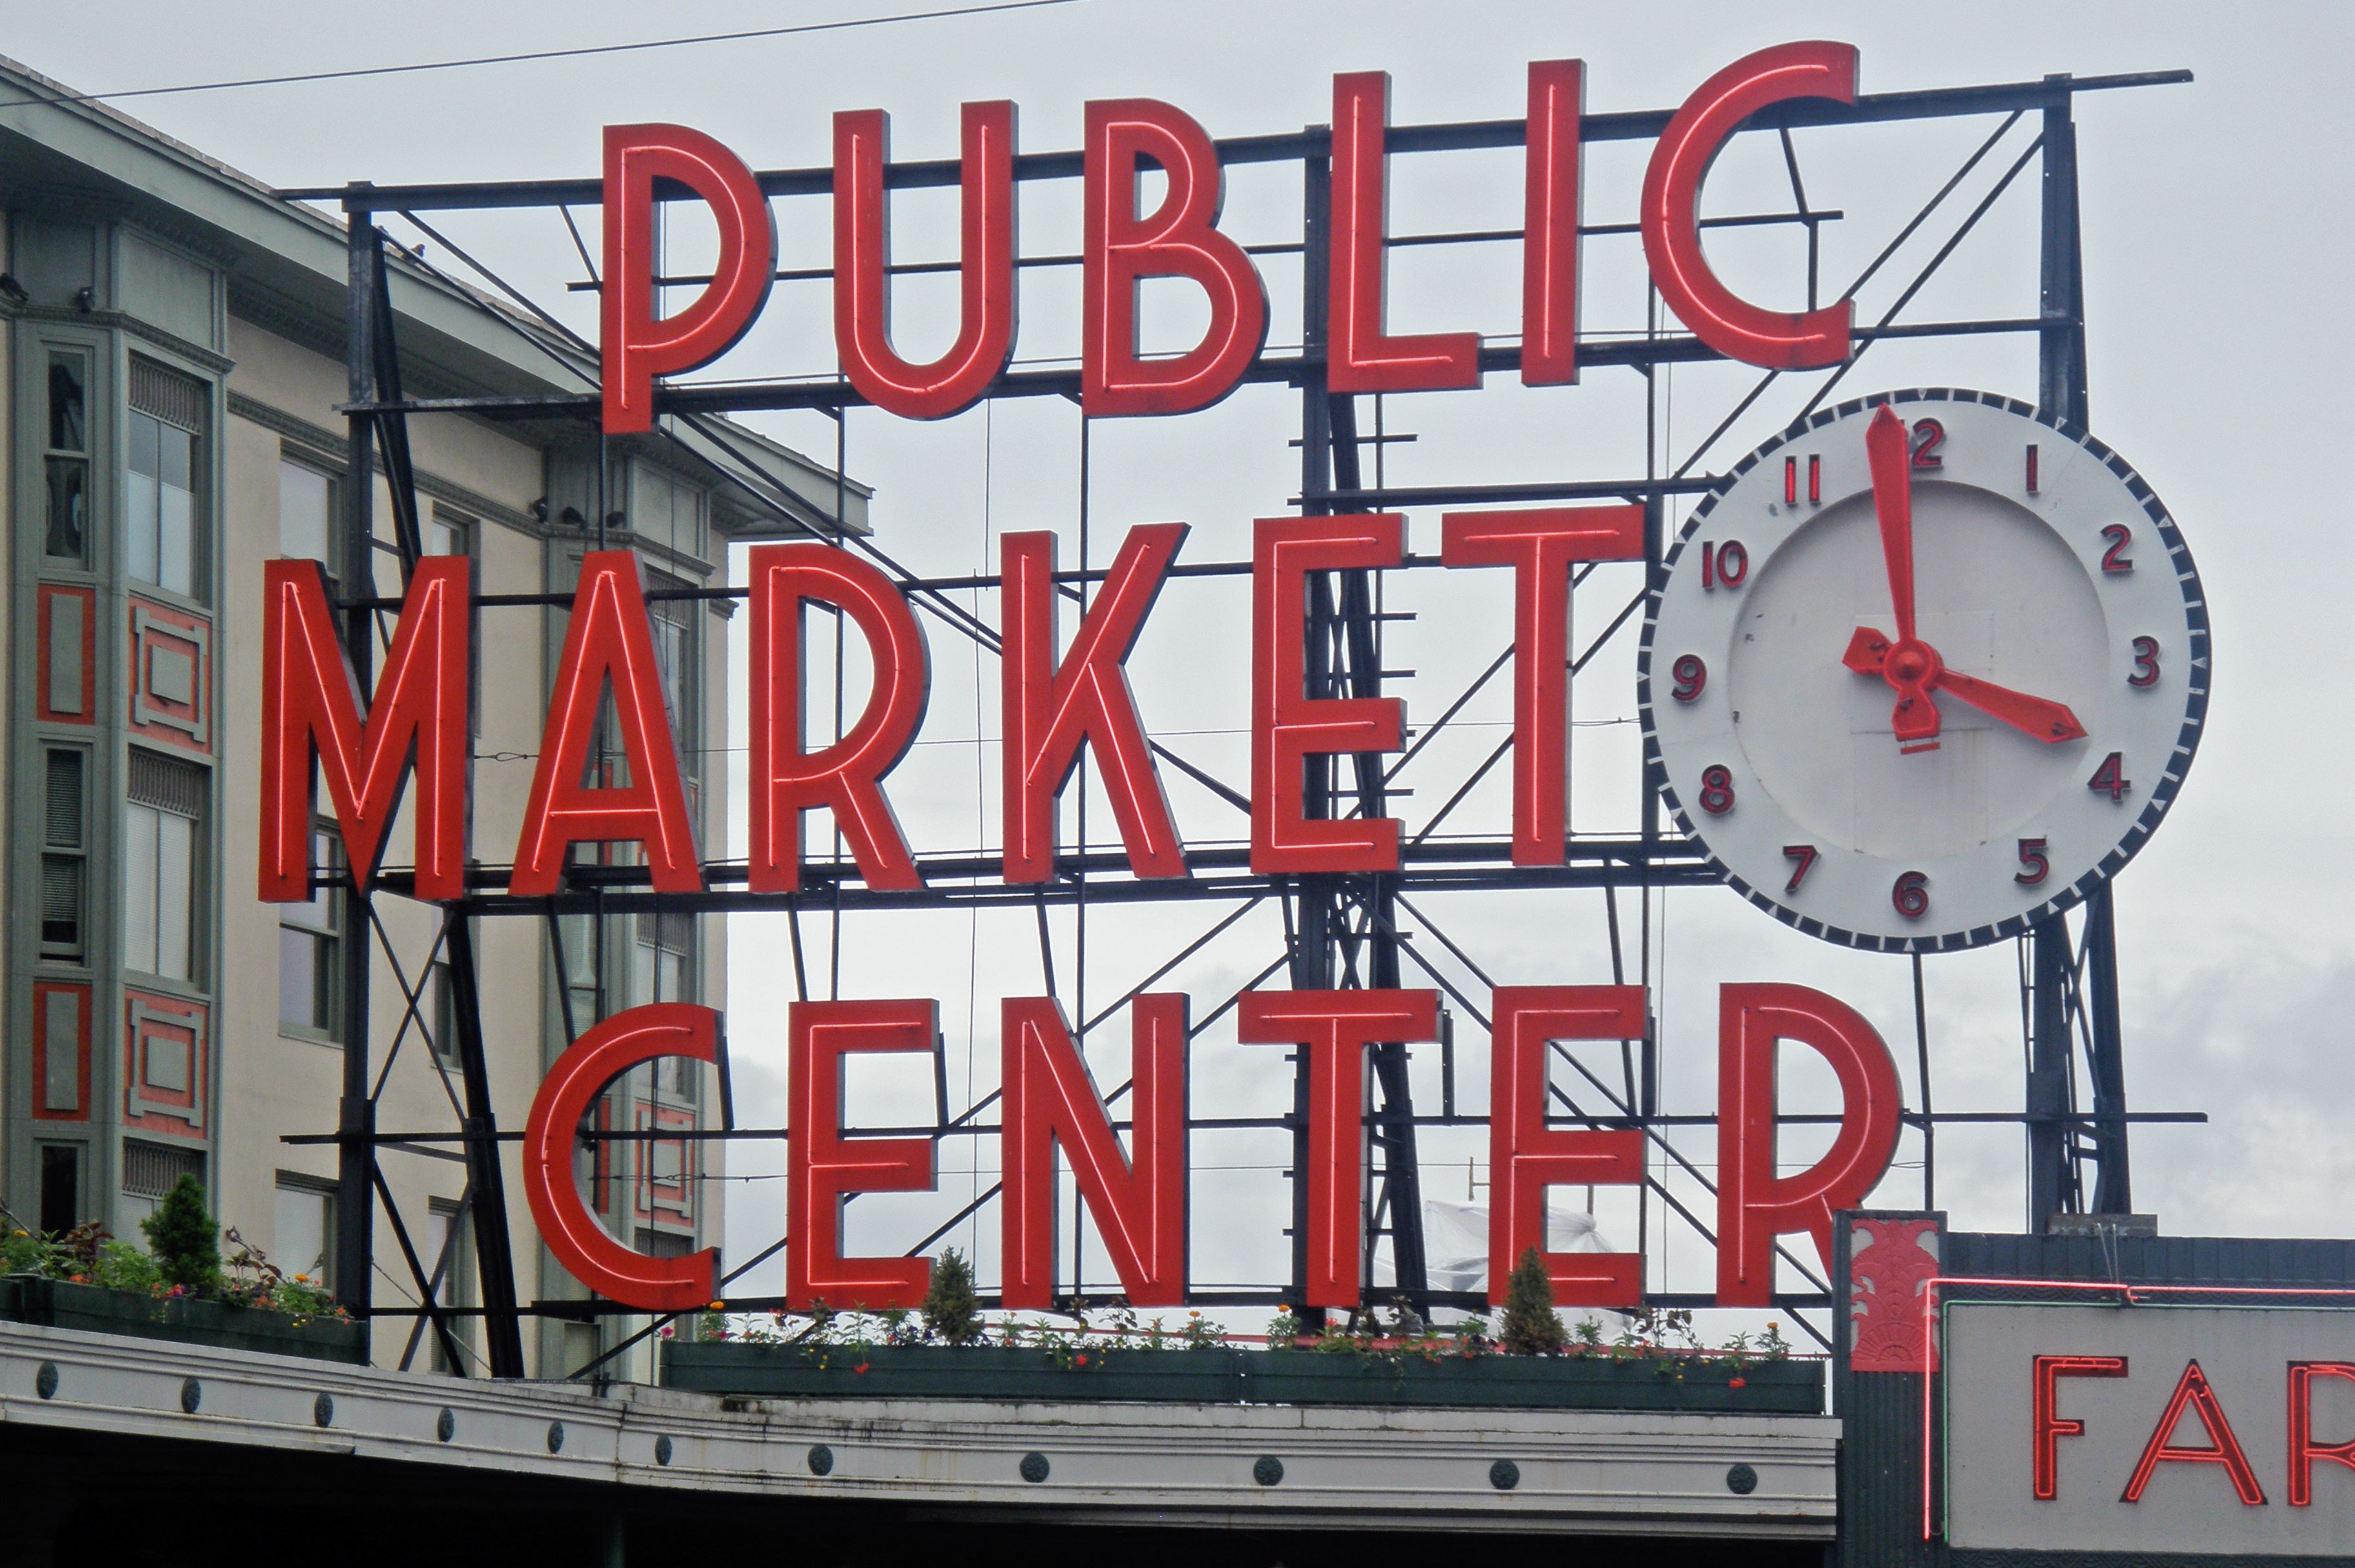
1865;405;1919;646
1844;629;2086;745
1929;669;2088;744
1862;405;1941;748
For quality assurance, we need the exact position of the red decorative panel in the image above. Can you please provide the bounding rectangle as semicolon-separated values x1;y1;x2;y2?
36;585;96;724
1847;1214;1944;1372
123;990;207;1138
30;981;91;1121
128;597;211;753
634;1101;697;1226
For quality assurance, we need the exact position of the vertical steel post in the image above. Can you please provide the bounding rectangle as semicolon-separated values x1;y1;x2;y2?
444;912;528;1376
335;195;379;1334
1291;130;1427;1318
2030;75;2132;1223
1289;138;1336;1327
2025;924;2076;1230
2082;888;2132;1212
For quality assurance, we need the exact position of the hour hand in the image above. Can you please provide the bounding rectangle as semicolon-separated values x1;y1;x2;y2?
1932;669;2088;744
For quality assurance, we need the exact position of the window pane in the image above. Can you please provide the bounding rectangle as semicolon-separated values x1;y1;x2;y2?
159;423;192;490
158;481;195;597
274;1185;332;1286
427;516;460;556
47;356;85;451
128;411;159;478
124;803;159;975
280;462;332;565
156;810;194;981
279;927;314;1029
126;469;159;585
45;457;85;560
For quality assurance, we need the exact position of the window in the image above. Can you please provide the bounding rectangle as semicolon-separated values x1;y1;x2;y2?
425;957;462;1069
631;910;692;1006
121;1139;203;1225
37;1145;81;1237
647;586;697;771
41;748;88;962
279;827;340;1037
371;507;478;730
278;457;337;581
273;1177;336;1290
557;912;601;1035
424;1201;471;1373
125;360;205;599
124;749;204;984
44;352;89;565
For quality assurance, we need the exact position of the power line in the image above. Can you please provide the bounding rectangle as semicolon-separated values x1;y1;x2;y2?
12;0;1092;107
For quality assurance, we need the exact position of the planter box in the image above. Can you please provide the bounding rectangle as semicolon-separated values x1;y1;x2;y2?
1245;1349;1820;1412
664;1343;1252;1403
663;1341;1822;1413
0;1276;367;1365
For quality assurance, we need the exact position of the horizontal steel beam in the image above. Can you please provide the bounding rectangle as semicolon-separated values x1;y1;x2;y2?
285;70;2188;211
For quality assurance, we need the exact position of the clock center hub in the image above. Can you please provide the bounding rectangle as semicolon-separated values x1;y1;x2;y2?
1886;638;1941;686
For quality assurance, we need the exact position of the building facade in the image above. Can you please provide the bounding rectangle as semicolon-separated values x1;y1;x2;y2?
0;57;864;1379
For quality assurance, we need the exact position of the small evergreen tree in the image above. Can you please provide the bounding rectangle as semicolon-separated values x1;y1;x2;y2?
923;1247;981;1345
1499;1246;1564;1355
141;1176;220;1294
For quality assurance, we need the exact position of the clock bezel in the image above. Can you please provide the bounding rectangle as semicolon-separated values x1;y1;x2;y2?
1635;387;2211;953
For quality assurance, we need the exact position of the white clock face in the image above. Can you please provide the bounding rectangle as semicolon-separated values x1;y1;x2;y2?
1638;389;2209;952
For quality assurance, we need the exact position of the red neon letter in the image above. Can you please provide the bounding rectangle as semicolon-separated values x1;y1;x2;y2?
2123;1360;2268;1505
747;544;928;893
522;1003;719;1311
1487;987;1646;1308
1522;60;1585;386
1002;524;1187;883
602;124;775;434
1328;72;1478;394
511;553;703;895
1083;99;1269;416
2289;1361;2355;1506
1442;505;1644;865
2032;1354;2128;1500
834;101;1017;420
1640;44;1857;370
1239;989;1438;1310
786;999;938;1311
1715;983;1902;1305
1001;995;1188;1310
1251;516;1407;874
260;556;471;902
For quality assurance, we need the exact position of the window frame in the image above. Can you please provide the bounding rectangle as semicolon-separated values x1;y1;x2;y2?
276;449;342;587
271;1173;338;1292
123;357;210;606
122;750;207;990
39;745;90;964
278;823;342;1043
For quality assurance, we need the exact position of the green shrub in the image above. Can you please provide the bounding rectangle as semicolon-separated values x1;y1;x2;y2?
139;1176;220;1293
923;1248;981;1345
1500;1246;1565;1355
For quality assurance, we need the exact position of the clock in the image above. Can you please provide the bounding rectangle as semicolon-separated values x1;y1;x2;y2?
1637;389;2208;952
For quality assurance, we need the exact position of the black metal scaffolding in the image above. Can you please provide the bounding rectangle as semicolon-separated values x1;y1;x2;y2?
305;64;2192;1372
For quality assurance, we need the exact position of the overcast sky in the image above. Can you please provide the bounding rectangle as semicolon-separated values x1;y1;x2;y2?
12;1;2351;1325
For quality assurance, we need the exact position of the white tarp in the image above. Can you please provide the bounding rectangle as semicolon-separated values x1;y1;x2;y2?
1422;1199;1616;1296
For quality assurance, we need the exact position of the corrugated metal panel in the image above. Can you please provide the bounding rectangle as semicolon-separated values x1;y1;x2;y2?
1946;1232;2355;1287
1840;1370;1935;1568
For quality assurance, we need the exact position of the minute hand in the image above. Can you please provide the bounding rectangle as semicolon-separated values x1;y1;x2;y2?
1930;669;2087;744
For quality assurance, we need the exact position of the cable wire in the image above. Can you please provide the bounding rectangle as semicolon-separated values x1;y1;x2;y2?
11;0;1092;107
